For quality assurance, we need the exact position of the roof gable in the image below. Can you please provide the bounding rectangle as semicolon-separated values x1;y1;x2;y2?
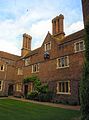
42;32;53;45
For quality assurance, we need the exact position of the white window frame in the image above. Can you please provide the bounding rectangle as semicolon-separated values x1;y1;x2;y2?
57;56;69;69
32;63;39;73
0;65;5;71
0;80;3;91
74;40;85;53
57;81;70;95
17;68;23;75
44;41;51;51
16;83;22;92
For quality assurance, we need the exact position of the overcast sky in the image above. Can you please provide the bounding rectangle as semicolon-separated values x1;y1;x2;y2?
0;0;84;55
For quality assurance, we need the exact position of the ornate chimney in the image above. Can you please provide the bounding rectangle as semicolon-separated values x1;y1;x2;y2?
52;14;65;39
21;33;32;57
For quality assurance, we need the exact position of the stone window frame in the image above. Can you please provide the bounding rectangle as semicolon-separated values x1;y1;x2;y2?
32;63;39;73
56;81;71;95
57;56;69;69
16;83;22;92
44;41;51;51
0;64;5;71
74;40;85;53
17;68;23;75
0;80;3;91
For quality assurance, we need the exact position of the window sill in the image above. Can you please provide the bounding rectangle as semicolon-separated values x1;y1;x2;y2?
32;71;39;73
56;92;71;95
17;74;23;76
74;50;85;53
56;66;69;69
0;70;4;72
16;90;22;92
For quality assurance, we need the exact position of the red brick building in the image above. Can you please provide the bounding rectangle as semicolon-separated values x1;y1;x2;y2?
82;0;89;25
0;0;88;104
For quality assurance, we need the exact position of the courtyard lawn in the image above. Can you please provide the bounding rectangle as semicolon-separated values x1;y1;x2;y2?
0;99;80;120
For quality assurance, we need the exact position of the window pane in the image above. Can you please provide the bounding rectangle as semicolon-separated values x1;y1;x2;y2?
61;58;64;67
58;59;61;67
66;82;68;92
18;68;23;75
0;81;2;91
65;56;68;66
57;81;70;94
33;64;39;72
80;42;84;50
0;65;4;71
34;65;36;72
59;83;61;92
16;84;21;91
45;42;51;51
76;43;79;51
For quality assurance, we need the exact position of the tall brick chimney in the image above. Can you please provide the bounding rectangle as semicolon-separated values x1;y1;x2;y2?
52;14;65;39
21;33;32;57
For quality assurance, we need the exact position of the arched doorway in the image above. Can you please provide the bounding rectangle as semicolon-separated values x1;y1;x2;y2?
8;84;14;96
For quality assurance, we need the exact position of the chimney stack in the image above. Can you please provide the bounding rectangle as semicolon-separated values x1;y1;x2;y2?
52;14;65;39
21;33;32;57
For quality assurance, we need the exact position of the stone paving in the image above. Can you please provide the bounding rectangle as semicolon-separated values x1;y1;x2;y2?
7;96;80;111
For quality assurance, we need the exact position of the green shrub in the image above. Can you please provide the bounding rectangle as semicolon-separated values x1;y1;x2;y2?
38;91;54;102
27;91;38;100
40;84;48;93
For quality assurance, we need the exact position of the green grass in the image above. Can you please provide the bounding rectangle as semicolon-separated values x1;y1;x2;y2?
0;99;80;120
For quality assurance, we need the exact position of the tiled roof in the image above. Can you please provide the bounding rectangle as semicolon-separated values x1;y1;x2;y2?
0;51;20;61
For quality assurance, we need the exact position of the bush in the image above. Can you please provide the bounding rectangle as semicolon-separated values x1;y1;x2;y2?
38;91;54;102
27;91;38;100
40;84;48;93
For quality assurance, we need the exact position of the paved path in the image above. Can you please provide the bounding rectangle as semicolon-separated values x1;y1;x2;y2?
8;96;80;111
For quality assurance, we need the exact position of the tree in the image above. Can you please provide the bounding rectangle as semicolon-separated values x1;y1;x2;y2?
80;21;89;120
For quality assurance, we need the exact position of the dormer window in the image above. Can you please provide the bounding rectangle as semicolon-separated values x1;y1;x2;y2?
0;65;4;71
25;58;30;66
44;42;51;51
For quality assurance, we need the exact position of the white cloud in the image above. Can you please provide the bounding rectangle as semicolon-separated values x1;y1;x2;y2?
65;21;84;35
0;11;52;55
0;40;20;55
0;0;84;56
30;20;52;50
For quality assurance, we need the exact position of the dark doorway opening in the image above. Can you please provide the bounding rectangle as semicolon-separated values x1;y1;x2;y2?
24;85;28;97
8;84;14;96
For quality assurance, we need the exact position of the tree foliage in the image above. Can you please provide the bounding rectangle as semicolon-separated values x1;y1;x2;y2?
80;21;89;120
23;75;41;92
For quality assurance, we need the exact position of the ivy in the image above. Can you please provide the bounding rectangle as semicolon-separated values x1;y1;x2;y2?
23;75;48;93
80;21;89;120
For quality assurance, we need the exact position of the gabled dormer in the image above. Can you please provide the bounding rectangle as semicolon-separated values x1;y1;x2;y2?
42;32;52;51
42;32;53;59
